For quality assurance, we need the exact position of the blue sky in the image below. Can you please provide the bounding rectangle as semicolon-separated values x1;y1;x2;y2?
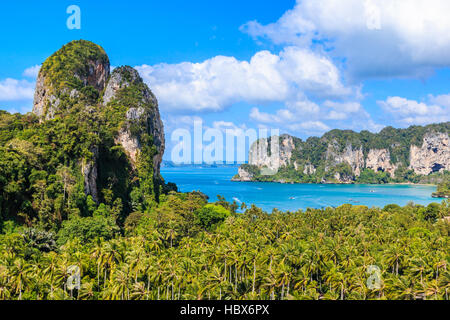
1;0;450;162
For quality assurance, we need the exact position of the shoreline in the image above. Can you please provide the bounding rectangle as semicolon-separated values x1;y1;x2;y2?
231;178;437;187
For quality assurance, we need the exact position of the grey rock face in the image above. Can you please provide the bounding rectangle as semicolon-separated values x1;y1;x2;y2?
32;59;109;120
86;59;110;93
303;163;316;175
248;134;295;171
326;141;364;176
235;135;296;181
81;147;99;202
365;149;398;176
32;75;47;118
233;167;254;182
409;132;449;175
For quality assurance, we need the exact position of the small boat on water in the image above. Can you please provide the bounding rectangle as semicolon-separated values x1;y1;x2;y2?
233;197;242;204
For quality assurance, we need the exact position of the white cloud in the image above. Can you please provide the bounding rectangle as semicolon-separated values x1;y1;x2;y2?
136;46;355;113
323;101;363;120
249;107;295;124
285;97;320;115
0;66;40;104
22;65;41;79
164;115;248;137
0;78;35;101
378;96;450;125
163;115;203;132
212;120;248;136
251;98;367;124
241;0;450;79
428;94;450;108
249;97;379;136
323;101;362;113
287;121;330;132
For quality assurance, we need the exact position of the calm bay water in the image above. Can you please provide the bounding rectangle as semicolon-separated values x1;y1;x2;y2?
161;166;439;212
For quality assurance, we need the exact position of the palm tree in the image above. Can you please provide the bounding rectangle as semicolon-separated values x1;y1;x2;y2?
9;258;33;300
90;238;105;288
425;279;443;300
385;245;403;275
78;279;95;300
0;265;11;300
324;268;347;300
438;270;450;300
42;252;60;296
385;276;415;300
294;266;310;294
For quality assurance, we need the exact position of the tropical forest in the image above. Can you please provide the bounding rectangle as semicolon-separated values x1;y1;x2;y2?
0;40;449;301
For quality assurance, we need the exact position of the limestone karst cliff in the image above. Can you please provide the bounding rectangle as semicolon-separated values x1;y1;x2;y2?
247;134;295;174
235;123;450;184
102;66;165;178
30;40;165;205
409;132;449;175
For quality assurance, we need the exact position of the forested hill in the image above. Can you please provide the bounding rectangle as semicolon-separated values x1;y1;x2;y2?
0;40;170;230
234;122;450;185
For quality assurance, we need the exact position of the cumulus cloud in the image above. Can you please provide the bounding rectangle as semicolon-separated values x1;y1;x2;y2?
250;118;330;136
211;120;248;136
287;121;330;133
249;107;294;124
241;0;450;79
164;115;248;137
322;101;364;120
136;46;355;113
0;78;35;101
0;65;40;104
22;65;41;78
428;94;450;108
378;96;450;125
249;98;378;135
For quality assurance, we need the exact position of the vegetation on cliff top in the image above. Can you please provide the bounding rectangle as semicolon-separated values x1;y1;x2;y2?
40;40;109;93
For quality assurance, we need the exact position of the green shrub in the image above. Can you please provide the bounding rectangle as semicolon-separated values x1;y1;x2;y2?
21;227;57;252
195;204;231;231
57;215;119;245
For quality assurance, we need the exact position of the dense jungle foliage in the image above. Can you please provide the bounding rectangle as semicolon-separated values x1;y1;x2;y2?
0;196;448;300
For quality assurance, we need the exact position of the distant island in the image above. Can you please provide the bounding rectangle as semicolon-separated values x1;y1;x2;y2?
233;123;450;191
162;160;242;168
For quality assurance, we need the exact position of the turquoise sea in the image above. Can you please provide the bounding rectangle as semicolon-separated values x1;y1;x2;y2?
161;166;440;212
